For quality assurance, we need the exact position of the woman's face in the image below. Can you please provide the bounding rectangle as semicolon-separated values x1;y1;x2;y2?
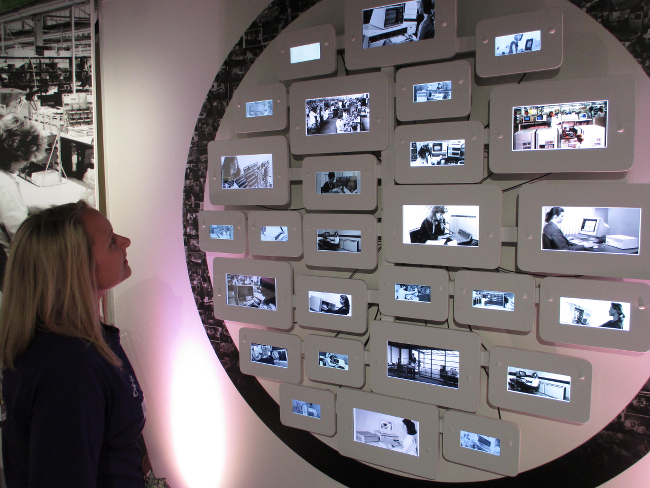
610;306;617;318
554;212;564;224
340;296;345;304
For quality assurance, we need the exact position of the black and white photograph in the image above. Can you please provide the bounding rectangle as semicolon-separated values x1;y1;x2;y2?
226;273;276;309
250;342;288;368
316;171;360;194
309;291;352;316
305;93;369;135
221;154;273;189
460;430;501;456
353;407;420;457
403;205;479;246
410;140;464;166
362;0;434;49
507;366;571;402
292;399;321;418
246;99;273;118
395;284;431;303
387;341;460;389
413;80;451;103
560;297;631;331
541;206;641;255
260;226;288;242
317;229;361;253
495;30;541;56
472;290;515;311
209;224;234;240
513;101;608;150
318;351;349;370
290;42;321;64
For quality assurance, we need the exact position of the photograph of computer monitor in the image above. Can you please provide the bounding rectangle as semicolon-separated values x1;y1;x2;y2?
353;407;420;457
559;297;631;331
460;430;501;456
209;224;234;240
472;290;514;311
403;205;479;246
412;81;451;103
318;351;350;370
251;342;288;368
512;100;608;151
362;1;433;49
290;42;321;64
226;274;276;310
306;94;369;135
387;341;460;390
292;399;322;418
495;30;541;56
260;226;288;242
317;229;361;252
308;291;352;316
395;283;431;303
246;99;273;118
507;366;571;402
221;154;273;189
541;206;641;255
316;171;360;194
410;139;464;166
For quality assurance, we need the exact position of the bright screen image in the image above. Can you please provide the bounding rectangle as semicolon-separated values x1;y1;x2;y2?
226;274;276;310
387;341;460;389
403;205;479;246
316;171;360;194
559;297;630;331
460;430;501;456
411;140;464;166
209;224;234;240
395;283;431;303
495;30;541;56
472;290;514;311
308;291;352;316
246;99;273;118
292;399;321;418
507;366;571;402
290;42;321;63
319;351;350;370
250;342;287;368
260;226;287;242
353;407;420;457
413;81;451;103
512;100;608;151
306;93;369;135
317;229;361;253
541;206;641;255
362;1;433;49
221;154;273;189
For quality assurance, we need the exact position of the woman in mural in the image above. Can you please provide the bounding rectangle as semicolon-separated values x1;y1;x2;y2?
399;419;418;456
600;302;626;329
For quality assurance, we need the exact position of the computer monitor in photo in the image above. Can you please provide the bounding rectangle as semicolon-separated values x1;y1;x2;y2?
308;291;352;316
512;100;608;151
362;0;432;49
306;93;369;136
559;297;631;331
226;274;276;310
410;140;464;166
260;226;288;242
506;366;571;402
316;171;361;194
221;154;273;189
209;224;234;240
317;229;362;253
353;407;420;457
403;205;479;246
246;99;273;118
472;290;515;312
394;283;431;303
412;81;451;103
290;42;321;64
318;351;350;370
460;430;501;456
387;341;460;390
495;30;541;56
541;206;641;255
250;342;288;368
292;399;322;418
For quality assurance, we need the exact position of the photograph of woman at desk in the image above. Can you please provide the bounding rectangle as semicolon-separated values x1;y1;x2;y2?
404;204;479;246
353;408;420;457
317;229;361;253
309;291;352;317
560;297;631;331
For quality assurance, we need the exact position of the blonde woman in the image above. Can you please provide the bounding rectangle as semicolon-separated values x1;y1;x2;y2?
0;201;147;486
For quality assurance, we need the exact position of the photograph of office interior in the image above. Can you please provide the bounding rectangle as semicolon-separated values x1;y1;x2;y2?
246;99;273;118
353;408;420;456
507;367;571;402
319;352;349;370
403;205;479;246
209;224;234;240
317;229;362;252
260;226;288;241
460;430;501;456
221;154;273;189
309;291;352;316
387;341;460;389
472;290;515;311
317;171;360;194
410;139;464;166
559;297;630;331
226;274;277;309
251;343;288;367
413;81;452;103
306;94;369;135
292;400;321;418
512;100;607;150
495;30;541;56
395;283;431;302
361;1;425;49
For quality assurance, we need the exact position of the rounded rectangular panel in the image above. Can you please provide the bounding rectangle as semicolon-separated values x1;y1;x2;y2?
247;210;303;258
276;24;338;81
198;210;247;254
280;383;337;436
231;83;288;134
239;328;302;384
304;334;366;388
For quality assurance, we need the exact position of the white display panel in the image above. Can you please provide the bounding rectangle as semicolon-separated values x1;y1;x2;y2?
453;270;536;333
489;75;636;173
247;210;303;258
538;277;650;353
442;410;520;476
303;213;378;270
395;60;471;122
304;334;366;388
475;8;563;78
302;154;378;211
369;321;482;412
394;121;484;184
336;388;439;480
488;346;592;423
279;383;337;436
379;265;449;322
343;0;457;70
232;83;288;134
276;24;338;81
289;72;390;155
239;327;302;384
197;210;247;254
295;275;368;334
208;136;290;206
517;183;650;279
383;185;502;269
212;257;293;330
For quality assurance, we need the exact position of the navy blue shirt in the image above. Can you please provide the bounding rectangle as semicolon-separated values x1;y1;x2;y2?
2;325;146;487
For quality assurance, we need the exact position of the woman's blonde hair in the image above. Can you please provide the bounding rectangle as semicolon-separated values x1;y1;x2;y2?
0;200;121;369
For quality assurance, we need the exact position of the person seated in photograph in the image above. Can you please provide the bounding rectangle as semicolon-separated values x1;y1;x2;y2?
542;207;587;251
599;302;625;329
416;144;431;165
396;284;417;301
417;205;451;243
255;345;276;364
399;420;418;456
322;294;350;315
343;178;358;194
221;156;247;188
318;231;340;250
415;0;435;41
336;114;348;133
320;172;337;193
